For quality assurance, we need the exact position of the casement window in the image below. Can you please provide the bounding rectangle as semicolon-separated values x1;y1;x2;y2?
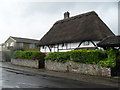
19;43;23;48
10;42;14;46
83;41;90;46
29;44;35;49
6;43;9;47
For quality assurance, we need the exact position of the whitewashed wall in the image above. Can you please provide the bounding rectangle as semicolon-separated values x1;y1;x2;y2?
40;41;99;53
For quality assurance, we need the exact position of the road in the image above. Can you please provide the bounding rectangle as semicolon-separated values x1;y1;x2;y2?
0;67;118;89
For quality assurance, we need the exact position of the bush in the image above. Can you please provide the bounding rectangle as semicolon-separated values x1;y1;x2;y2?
45;49;107;64
70;49;107;64
45;52;70;63
12;50;46;60
97;48;118;67
32;52;46;60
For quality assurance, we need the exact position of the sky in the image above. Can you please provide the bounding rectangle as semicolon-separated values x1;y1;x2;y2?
0;0;119;46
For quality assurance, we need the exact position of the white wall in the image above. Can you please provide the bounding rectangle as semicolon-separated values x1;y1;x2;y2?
40;41;99;53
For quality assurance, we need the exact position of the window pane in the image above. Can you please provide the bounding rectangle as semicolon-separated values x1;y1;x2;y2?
19;43;23;48
29;44;35;48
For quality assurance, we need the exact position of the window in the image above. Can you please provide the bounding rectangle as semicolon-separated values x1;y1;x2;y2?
29;44;35;49
19;43;23;48
6;43;9;47
10;42;14;46
83;41;90;46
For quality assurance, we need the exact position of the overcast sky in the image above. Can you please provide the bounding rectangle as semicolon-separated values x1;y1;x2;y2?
0;0;119;44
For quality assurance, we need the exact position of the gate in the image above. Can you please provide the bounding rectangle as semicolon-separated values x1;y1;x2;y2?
111;59;120;76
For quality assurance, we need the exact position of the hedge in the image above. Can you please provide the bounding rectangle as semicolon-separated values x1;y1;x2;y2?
45;49;107;64
45;48;119;67
97;48;118;67
12;50;46;60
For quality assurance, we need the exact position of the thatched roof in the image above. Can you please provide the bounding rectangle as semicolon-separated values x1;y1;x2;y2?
10;36;39;44
38;11;115;46
97;35;120;47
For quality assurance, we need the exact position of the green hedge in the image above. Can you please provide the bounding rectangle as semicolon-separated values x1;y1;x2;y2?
12;51;46;60
45;49;107;64
45;52;70;63
70;49;107;64
45;48;119;67
97;48;118;67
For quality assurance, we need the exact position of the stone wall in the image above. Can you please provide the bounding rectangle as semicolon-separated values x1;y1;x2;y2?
11;59;40;68
45;60;111;77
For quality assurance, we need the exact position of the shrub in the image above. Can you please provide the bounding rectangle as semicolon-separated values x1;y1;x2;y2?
32;52;46;60
97;48;118;67
45;49;107;64
12;50;46;60
45;52;70;63
69;49;107;64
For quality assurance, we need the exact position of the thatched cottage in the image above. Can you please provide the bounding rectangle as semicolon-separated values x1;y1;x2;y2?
38;11;114;52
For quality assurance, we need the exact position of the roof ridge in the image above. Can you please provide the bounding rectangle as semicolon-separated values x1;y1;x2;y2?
11;36;39;41
55;11;98;24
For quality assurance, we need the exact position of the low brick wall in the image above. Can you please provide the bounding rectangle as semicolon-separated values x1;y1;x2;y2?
45;60;111;77
11;59;40;68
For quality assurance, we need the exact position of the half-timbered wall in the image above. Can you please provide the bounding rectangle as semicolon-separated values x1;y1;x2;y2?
40;41;99;53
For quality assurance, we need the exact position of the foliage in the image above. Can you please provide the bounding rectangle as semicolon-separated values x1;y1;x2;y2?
45;48;119;67
12;50;46;60
45;52;70;63
69;49;107;64
97;48;118;67
45;49;107;64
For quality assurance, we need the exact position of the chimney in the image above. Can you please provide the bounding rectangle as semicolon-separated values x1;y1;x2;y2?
64;11;70;19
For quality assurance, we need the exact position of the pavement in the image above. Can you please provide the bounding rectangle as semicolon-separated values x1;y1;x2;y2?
0;62;120;87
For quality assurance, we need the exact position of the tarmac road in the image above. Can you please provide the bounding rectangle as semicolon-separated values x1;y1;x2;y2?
0;67;118;89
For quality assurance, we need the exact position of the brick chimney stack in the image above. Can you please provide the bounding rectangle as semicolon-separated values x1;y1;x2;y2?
64;11;70;19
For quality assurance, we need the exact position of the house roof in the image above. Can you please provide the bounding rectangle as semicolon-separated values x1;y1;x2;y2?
10;36;39;44
97;35;120;47
38;11;115;46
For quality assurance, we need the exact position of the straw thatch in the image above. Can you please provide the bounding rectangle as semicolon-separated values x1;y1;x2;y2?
38;11;114;46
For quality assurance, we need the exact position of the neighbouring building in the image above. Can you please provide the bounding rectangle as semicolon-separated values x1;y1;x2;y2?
2;36;40;51
38;11;115;52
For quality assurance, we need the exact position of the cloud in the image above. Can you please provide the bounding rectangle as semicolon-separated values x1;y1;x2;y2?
0;2;118;44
